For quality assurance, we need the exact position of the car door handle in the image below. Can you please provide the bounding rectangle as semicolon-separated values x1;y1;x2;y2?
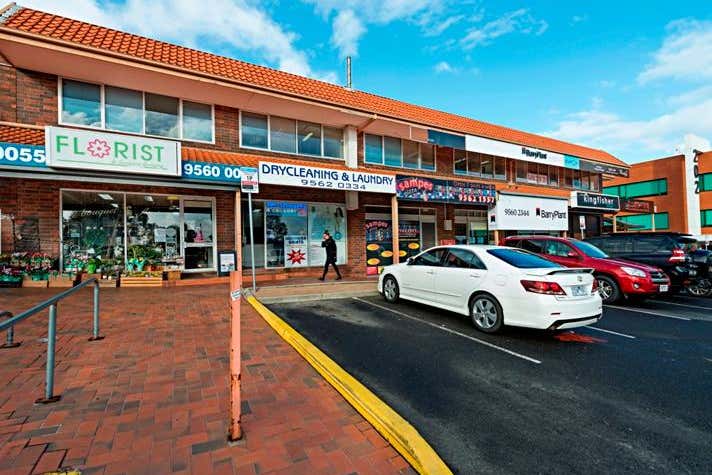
425;270;435;275
469;274;481;278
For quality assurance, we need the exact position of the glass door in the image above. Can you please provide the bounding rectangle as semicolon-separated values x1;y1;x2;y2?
182;199;215;271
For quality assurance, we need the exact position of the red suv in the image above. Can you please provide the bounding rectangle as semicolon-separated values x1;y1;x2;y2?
503;236;670;304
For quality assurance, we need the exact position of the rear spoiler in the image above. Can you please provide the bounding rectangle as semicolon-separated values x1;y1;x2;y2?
546;268;594;275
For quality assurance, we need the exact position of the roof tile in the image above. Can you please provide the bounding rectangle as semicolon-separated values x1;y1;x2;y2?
2;6;626;167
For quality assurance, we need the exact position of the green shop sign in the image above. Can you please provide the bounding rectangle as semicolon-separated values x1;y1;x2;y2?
45;126;181;177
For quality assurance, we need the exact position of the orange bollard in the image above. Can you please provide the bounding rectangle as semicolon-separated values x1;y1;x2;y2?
228;270;243;441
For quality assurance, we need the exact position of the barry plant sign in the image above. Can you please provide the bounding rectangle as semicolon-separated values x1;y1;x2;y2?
45;126;181;177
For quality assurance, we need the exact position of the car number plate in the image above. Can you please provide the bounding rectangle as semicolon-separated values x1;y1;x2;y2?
571;285;588;296
659;284;669;292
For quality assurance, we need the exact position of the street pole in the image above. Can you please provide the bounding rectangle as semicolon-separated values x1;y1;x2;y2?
228;270;242;441
248;192;256;293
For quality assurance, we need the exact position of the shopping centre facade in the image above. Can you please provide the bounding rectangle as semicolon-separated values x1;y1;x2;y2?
0;5;631;281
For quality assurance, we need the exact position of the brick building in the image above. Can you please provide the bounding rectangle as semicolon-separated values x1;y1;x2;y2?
0;4;630;281
604;142;712;242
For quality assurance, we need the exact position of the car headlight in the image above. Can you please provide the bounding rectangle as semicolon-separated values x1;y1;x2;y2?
620;266;646;278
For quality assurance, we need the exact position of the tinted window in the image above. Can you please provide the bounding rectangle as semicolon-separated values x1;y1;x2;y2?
571;240;608;258
506;239;522;249
634;236;672;253
593;236;633;254
443;249;487;270
543;241;574;258
488;249;560;268
521;239;544;253
412;249;446;266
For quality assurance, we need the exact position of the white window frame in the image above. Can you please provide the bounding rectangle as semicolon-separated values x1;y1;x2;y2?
58;77;215;144
453;151;507;181
238;110;345;160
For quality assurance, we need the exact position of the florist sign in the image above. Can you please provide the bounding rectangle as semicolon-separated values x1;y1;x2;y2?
45;126;181;177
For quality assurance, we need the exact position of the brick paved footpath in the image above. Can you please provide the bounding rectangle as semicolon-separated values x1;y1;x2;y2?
0;286;413;475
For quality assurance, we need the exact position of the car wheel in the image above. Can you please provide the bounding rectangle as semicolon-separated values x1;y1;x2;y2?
382;276;400;303
470;294;503;333
596;275;620;304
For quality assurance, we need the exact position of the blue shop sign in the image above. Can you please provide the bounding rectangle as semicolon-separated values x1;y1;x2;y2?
181;161;254;184
0;142;47;168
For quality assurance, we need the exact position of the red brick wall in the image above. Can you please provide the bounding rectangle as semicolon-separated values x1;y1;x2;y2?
0;63;17;122
16;70;57;126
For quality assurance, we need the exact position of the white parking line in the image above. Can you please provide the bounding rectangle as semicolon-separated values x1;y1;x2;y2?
584;326;636;339
353;298;542;365
605;305;691;321
651;300;712;311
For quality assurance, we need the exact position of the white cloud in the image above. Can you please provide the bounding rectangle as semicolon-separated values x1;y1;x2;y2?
638;19;712;83
434;61;456;73
330;9;365;58
544;98;712;161
24;0;336;81
305;0;457;58
460;9;548;50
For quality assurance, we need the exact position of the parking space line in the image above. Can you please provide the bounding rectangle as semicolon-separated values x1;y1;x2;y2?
651;300;712;311
584;326;636;339
353;298;542;365
605;305;691;321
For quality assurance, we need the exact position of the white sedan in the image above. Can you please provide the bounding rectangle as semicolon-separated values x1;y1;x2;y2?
378;245;602;333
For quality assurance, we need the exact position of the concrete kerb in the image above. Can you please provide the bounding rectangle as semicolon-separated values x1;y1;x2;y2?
245;293;453;475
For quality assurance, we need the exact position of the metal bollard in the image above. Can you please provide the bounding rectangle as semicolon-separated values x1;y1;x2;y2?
36;304;61;404
1;311;20;348
89;281;104;341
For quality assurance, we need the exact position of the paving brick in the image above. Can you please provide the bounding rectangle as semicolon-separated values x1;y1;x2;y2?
0;286;411;474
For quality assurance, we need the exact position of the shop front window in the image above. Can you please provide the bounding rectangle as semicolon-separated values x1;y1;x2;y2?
126;194;182;267
61;191;125;268
265;202;308;268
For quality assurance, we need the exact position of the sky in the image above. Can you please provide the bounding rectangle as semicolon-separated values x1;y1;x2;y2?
23;0;712;163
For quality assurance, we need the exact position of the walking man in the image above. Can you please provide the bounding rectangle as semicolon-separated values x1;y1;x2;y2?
319;230;342;281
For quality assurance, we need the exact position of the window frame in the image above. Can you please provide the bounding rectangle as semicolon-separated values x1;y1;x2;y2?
362;133;436;171
603;178;668;199
454;151;507;181
58;77;215;144
239;110;344;160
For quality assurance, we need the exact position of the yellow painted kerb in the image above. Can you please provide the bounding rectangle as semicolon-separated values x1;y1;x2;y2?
246;295;452;475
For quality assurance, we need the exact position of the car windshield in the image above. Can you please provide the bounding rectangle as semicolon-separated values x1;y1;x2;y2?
570;240;609;258
488;248;561;268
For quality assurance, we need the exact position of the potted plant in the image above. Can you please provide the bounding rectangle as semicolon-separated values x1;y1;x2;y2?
86;257;99;274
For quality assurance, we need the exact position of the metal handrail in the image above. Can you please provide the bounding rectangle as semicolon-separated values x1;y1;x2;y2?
0;277;105;403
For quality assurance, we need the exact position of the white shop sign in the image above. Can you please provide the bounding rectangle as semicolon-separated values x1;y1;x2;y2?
45;126;181;177
465;135;566;168
258;161;395;194
490;193;569;231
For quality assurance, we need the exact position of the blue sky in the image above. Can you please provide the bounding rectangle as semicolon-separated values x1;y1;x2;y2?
26;1;712;163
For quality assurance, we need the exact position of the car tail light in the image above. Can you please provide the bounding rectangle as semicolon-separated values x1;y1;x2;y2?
521;280;566;295
669;249;686;263
591;279;599;292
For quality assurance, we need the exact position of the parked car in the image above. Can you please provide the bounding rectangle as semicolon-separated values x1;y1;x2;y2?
584;233;696;293
686;249;712;297
503;236;670;304
378;245;602;333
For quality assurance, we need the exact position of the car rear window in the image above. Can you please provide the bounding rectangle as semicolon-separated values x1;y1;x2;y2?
633;236;672;253
488;248;560;268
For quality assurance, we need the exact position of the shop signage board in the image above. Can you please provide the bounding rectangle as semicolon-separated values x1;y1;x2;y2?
258;161;395;193
182;161;251;184
489;193;568;231
45;126;181;177
395;175;496;204
621;198;654;213
0;142;46;169
284;235;308;268
570;191;620;211
464;135;567;168
240;167;259;193
579;160;629;177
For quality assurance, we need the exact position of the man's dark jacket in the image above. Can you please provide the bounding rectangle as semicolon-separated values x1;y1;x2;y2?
322;237;337;260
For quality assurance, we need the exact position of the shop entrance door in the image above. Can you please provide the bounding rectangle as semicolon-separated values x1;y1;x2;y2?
455;210;488;245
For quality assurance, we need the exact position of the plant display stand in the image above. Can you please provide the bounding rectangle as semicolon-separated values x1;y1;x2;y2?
22;276;48;288
98;277;118;287
48;274;75;288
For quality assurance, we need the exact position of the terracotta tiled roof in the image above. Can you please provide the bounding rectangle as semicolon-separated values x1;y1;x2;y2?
0;124;43;144
0;6;627;168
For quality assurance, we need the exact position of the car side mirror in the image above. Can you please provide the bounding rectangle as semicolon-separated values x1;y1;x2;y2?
566;251;579;259
406;257;414;265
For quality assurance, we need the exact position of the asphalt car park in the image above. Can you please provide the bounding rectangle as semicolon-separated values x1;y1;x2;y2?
268;292;712;475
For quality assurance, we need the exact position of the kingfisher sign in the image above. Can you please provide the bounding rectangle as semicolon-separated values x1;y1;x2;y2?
45;126;181;176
